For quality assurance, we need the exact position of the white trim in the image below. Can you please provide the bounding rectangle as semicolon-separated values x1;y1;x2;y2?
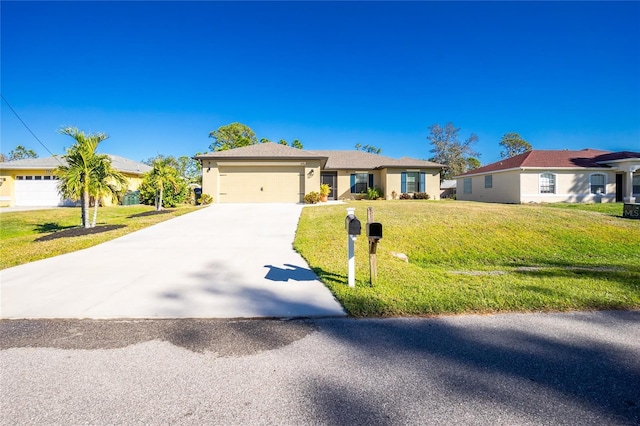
539;172;556;194
589;172;607;194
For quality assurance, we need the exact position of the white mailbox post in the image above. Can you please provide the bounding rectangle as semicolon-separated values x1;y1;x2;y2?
345;207;361;288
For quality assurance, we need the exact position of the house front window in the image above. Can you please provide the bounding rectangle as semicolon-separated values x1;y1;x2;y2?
633;175;640;195
485;175;493;188
352;173;369;194
540;173;556;194
463;178;472;194
590;173;606;194
406;172;420;193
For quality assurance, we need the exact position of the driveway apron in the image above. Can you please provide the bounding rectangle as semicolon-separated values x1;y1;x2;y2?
0;204;347;319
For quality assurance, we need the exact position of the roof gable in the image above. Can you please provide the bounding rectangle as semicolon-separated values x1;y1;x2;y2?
195;142;326;160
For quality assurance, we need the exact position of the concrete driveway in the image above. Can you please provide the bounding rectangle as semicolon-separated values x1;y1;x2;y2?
0;204;346;319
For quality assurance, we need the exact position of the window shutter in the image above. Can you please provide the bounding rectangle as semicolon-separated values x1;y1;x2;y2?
420;172;426;193
401;172;407;193
369;174;374;189
350;174;356;193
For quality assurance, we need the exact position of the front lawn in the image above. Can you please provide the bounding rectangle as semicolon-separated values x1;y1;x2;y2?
294;201;640;317
0;205;199;269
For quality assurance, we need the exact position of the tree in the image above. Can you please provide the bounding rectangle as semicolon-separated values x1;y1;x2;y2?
499;132;532;158
177;155;201;183
427;122;480;180
291;139;303;149
144;154;201;184
143;158;183;211
5;145;38;161
355;143;382;154
466;157;481;170
56;127;109;228
279;139;288;146
88;156;127;227
208;122;258;151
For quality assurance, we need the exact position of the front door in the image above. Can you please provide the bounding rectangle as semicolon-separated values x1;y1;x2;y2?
321;173;337;200
616;174;623;202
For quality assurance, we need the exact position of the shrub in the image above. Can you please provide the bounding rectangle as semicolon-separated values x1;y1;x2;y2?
304;191;321;204
413;192;430;200
319;184;331;196
366;187;382;200
139;176;188;208
199;194;213;205
399;192;412;200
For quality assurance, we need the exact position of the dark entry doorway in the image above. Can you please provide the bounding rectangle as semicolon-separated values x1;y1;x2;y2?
321;172;337;200
616;174;623;202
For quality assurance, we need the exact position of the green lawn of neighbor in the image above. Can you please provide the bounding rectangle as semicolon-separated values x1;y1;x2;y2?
294;201;640;317
0;205;199;269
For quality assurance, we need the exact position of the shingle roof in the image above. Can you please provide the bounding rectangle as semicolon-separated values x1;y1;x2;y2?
456;149;639;177
0;154;151;175
309;150;388;169
194;143;444;170
308;150;443;170
195;142;327;160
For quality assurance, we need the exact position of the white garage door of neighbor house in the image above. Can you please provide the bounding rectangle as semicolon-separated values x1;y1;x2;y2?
15;179;62;206
219;166;304;203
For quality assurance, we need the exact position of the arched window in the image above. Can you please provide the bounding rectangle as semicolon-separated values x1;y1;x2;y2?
590;173;606;194
539;173;556;194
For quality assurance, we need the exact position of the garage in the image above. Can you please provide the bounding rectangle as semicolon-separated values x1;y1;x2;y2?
219;165;304;203
14;177;62;207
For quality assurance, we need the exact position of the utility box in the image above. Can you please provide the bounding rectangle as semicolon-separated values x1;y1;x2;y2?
345;215;362;236
367;222;383;240
121;191;140;206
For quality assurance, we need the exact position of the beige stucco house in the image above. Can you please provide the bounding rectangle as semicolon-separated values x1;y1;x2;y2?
0;155;151;207
455;149;640;204
195;143;444;203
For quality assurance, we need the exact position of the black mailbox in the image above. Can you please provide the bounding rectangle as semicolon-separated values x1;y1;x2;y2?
367;222;383;240
345;215;362;236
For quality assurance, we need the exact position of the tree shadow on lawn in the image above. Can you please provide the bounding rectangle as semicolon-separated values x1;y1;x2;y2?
34;225;126;242
511;260;640;293
33;222;77;233
128;209;174;218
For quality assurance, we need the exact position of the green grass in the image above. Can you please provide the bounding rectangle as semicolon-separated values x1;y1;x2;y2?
0;205;199;269
294;201;640;317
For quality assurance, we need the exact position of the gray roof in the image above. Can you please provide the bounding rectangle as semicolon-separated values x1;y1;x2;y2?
193;143;444;171
309;150;444;170
195;142;327;160
0;154;151;175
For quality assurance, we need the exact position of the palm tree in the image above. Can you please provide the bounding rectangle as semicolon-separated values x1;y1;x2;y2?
55;127;107;228
146;158;180;211
89;155;127;227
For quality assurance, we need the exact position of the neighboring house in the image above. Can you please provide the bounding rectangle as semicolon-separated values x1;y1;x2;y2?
0;155;151;207
454;149;640;204
440;180;457;199
195;143;444;203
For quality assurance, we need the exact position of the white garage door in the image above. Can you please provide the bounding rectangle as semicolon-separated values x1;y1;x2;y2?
15;178;63;206
219;166;304;203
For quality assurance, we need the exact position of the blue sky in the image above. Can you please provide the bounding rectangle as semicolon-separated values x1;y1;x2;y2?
2;1;639;165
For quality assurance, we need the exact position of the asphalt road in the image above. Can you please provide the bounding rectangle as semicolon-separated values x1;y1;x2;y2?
2;310;639;425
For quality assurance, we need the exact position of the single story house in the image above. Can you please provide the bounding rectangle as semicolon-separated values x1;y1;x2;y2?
0;155;151;207
195;142;444;203
454;149;640;204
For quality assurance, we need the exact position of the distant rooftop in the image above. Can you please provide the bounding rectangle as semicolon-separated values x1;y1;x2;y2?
0;154;151;174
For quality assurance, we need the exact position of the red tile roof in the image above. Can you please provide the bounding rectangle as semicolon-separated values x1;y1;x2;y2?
458;149;640;177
